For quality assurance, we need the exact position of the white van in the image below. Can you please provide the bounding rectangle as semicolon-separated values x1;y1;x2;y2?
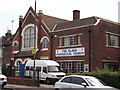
24;60;66;84
0;74;7;89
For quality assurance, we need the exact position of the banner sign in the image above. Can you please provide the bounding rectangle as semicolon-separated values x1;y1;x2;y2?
56;47;85;57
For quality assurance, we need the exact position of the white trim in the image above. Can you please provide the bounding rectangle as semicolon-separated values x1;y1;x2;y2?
102;60;118;62
42;20;50;32
40;36;49;43
106;31;120;36
12;40;19;53
12;40;18;46
23;58;32;64
58;44;82;48
106;45;120;49
14;59;23;66
41;48;48;51
93;19;100;26
56;60;84;62
13;51;19;54
58;33;83;38
41;25;49;36
53;24;93;32
21;24;38;50
22;11;38;26
52;24;57;32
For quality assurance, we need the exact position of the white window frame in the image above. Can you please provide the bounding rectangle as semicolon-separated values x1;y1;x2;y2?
40;36;49;51
14;59;23;71
66;61;74;73
12;41;19;53
58;34;82;47
106;32;119;48
21;24;38;51
77;61;83;73
110;35;118;47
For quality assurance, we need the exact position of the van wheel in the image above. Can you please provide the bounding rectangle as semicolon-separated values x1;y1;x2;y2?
46;78;50;84
55;88;60;90
2;85;4;89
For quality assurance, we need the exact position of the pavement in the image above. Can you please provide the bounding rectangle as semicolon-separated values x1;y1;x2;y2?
4;84;53;90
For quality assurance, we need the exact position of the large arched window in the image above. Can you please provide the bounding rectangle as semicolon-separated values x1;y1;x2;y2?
23;26;34;48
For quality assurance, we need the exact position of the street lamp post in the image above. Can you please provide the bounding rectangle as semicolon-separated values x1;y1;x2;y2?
33;0;37;86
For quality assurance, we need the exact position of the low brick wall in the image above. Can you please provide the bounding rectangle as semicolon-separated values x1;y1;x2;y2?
7;77;36;86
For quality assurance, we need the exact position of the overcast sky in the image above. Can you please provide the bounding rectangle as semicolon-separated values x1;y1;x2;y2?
0;0;119;37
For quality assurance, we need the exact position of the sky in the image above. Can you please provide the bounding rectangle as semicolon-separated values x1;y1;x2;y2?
0;0;120;37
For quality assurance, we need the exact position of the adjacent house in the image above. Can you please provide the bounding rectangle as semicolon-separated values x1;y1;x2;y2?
2;30;13;76
8;7;120;77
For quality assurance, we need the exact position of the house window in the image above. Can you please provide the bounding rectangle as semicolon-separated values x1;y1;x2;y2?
106;33;119;47
76;61;83;73
106;34;109;46
13;41;19;51
59;34;82;47
78;35;82;45
16;61;22;71
66;61;74;73
59;38;62;46
42;38;48;49
64;36;76;46
58;62;64;71
40;36;49;50
110;35;118;47
23;26;34;48
103;61;119;71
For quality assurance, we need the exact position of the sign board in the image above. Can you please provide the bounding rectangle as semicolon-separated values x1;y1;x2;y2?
84;64;89;72
56;47;85;57
32;49;36;54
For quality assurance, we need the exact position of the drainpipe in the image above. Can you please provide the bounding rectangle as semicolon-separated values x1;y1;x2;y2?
50;35;53;60
88;29;91;72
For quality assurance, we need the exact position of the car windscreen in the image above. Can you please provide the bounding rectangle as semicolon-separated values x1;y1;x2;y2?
85;77;105;86
48;66;60;72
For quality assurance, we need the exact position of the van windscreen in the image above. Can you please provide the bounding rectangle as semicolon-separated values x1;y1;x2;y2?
48;66;60;72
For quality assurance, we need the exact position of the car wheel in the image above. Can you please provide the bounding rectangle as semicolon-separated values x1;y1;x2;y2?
46;78;50;84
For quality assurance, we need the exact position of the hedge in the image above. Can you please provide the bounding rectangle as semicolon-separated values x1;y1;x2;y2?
68;69;120;89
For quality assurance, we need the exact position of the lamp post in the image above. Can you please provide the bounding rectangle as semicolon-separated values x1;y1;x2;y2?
33;0;37;86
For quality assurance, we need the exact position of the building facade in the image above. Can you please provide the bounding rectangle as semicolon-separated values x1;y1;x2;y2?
9;7;120;76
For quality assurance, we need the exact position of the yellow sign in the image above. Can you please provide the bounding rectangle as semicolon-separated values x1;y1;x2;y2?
32;49;36;54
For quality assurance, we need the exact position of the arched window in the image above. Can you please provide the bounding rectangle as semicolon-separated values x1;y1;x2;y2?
14;60;23;71
13;42;19;51
23;26;34;48
42;38;48;49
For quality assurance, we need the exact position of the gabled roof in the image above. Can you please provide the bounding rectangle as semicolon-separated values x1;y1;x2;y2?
53;16;98;32
42;14;68;31
53;16;118;32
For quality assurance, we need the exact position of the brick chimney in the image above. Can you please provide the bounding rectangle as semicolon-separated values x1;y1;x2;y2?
5;30;12;38
19;15;23;27
73;10;80;20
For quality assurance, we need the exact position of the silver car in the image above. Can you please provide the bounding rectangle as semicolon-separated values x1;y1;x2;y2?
54;75;118;90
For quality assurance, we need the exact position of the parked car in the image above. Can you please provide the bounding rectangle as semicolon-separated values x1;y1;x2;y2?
0;74;7;89
54;75;117;90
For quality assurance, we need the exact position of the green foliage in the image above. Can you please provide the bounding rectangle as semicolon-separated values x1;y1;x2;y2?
69;69;120;89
